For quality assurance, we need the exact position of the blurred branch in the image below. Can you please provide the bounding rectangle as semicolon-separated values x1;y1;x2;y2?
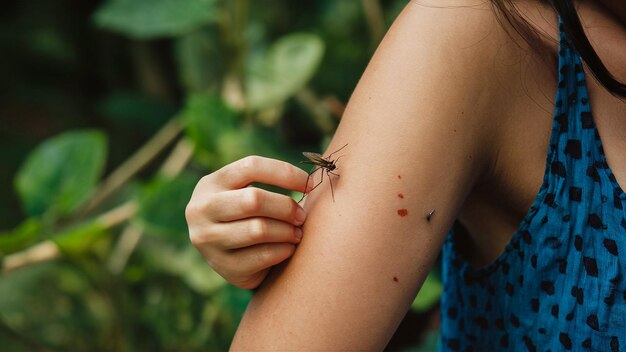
361;0;386;45
106;138;194;275
1;241;59;275
295;88;335;135
106;222;144;275
79;117;182;217
159;138;195;178
221;0;248;110
3;134;194;275
2;202;137;275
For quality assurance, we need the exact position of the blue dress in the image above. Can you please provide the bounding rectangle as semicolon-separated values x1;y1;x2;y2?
440;19;626;351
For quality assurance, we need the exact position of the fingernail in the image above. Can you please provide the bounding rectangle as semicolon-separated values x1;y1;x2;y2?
295;228;303;241
295;207;306;225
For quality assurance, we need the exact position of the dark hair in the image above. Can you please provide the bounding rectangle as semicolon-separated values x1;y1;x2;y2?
490;0;626;98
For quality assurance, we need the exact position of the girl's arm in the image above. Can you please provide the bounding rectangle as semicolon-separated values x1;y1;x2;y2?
232;0;515;349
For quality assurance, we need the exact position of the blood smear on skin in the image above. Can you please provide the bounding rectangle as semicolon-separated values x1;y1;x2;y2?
397;193;404;199
397;209;408;217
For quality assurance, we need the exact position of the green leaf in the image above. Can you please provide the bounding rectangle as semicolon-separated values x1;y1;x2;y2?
93;0;218;39
15;130;107;218
411;271;443;312
246;33;325;111
175;29;224;93
137;173;199;239
53;221;108;255
182;94;239;163
0;219;42;256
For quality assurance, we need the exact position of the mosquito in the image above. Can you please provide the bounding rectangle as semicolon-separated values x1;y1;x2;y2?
299;143;348;203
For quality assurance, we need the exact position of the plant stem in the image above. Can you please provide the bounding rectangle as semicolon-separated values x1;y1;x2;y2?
79;117;182;218
3;131;195;275
106;138;194;275
2;202;136;274
159;138;195;178
106;222;144;275
221;0;248;110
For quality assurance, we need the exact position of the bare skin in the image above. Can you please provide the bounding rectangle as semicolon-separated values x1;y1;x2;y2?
186;0;625;349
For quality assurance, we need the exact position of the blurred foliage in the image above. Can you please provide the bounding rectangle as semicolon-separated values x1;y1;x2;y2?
0;0;441;350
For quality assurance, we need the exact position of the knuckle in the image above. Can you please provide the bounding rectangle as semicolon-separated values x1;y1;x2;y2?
254;245;272;266
184;202;196;223
196;173;216;191
189;230;202;246
188;225;219;248
242;187;264;213
186;179;219;222
239;155;260;173
198;174;213;185
188;230;205;247
280;160;295;179
248;218;267;242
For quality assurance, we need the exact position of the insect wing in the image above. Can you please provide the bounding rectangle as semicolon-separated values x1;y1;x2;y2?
302;152;328;165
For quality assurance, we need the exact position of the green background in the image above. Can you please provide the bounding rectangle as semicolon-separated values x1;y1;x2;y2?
0;0;441;350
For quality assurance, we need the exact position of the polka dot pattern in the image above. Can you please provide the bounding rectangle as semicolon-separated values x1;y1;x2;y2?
440;18;626;351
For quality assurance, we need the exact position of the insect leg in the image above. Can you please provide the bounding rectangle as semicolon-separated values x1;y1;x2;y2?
327;169;336;202
298;167;319;203
325;143;348;159
298;167;325;203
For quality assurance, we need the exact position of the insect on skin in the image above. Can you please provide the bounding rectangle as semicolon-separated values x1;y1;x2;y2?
426;209;436;222
299;143;348;203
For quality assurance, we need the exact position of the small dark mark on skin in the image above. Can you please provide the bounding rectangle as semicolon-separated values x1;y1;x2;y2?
426;209;436;222
397;175;402;180
397;209;408;217
398;193;404;199
393;276;399;282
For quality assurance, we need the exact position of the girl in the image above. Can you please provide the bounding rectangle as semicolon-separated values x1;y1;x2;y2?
186;0;626;349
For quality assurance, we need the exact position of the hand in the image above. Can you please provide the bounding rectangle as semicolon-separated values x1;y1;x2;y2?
186;156;310;289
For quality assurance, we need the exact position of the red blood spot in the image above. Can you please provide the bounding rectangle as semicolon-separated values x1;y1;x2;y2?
397;209;408;217
393;276;399;282
397;193;404;199
397;175;402;180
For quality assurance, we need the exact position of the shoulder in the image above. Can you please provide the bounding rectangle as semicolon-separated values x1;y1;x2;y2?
360;0;556;164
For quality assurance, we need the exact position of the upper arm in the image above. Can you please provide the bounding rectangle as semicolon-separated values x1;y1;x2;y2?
232;1;512;349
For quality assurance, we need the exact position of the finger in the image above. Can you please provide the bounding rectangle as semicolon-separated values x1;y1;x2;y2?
217;155;312;192
214;217;303;249
228;243;295;279
230;269;270;290
208;187;306;225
